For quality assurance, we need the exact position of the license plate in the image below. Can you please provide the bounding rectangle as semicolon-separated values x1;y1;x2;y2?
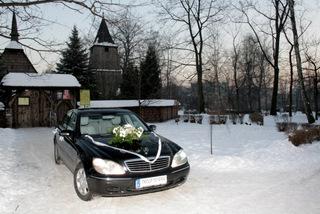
135;175;167;189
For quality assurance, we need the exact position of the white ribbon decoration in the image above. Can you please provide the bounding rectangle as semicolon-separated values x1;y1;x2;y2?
85;132;162;164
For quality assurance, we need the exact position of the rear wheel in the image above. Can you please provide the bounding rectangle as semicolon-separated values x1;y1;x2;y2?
54;141;62;165
74;163;93;201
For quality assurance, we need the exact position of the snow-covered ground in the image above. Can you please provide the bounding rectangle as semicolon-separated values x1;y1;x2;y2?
1;114;320;214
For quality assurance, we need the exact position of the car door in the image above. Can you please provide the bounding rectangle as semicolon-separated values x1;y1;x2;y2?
59;111;79;172
56;110;72;165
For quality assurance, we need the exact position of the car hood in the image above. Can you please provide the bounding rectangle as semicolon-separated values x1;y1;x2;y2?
77;133;181;161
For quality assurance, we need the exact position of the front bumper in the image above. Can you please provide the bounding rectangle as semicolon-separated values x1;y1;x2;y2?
87;165;190;196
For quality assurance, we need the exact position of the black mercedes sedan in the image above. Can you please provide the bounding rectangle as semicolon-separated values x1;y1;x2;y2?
53;108;190;201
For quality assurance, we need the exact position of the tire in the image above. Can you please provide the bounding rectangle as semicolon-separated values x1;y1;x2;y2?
54;141;62;165
73;163;93;201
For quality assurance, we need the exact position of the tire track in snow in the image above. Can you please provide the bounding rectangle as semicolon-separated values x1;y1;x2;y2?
0;128;18;213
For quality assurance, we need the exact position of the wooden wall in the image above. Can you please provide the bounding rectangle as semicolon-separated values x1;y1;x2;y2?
89;45;122;99
128;106;179;123
6;88;77;128
89;46;120;70
94;70;122;99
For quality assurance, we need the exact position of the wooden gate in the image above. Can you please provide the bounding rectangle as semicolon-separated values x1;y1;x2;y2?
13;90;54;127
13;90;35;128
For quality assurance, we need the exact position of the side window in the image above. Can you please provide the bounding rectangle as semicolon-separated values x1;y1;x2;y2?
66;112;77;131
61;110;72;129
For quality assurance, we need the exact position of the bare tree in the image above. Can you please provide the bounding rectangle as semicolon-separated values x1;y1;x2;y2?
112;9;144;74
284;7;311;117
237;0;289;115
239;34;265;112
0;1;145;65
205;29;226;112
228;33;272;113
231;31;241;113
288;44;295;117
287;0;314;123
163;45;174;99
157;0;225;113
256;46;270;112
243;35;257;111
161;33;178;99
304;40;320;120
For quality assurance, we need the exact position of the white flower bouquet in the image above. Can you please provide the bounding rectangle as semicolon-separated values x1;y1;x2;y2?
111;124;144;147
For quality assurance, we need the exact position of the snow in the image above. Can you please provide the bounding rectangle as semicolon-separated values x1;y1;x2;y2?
0;102;4;110
94;69;121;72
1;115;320;213
92;42;118;48
1;73;81;88
5;41;23;50
277;111;320;124
82;99;179;108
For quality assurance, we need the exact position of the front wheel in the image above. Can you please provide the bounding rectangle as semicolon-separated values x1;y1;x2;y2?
73;163;93;201
54;141;62;165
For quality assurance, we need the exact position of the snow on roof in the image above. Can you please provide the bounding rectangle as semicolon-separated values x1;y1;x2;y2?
1;73;81;88
92;42;118;48
80;99;179;108
5;41;23;50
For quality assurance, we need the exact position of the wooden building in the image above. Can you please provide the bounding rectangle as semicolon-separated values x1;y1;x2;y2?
80;100;180;122
1;73;80;128
0;12;37;79
0;13;81;128
89;17;122;99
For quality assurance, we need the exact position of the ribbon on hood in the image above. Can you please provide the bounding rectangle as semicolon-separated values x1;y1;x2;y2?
85;132;162;164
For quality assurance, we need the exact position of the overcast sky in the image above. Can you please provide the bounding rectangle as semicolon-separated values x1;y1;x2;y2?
1;0;320;73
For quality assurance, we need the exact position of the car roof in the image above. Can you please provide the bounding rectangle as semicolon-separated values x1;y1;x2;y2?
75;108;132;114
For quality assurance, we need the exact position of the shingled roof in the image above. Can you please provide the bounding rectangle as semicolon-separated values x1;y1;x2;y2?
10;11;19;42
0;12;37;73
94;18;114;44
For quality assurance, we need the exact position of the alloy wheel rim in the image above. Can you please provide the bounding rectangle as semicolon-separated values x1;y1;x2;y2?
76;168;89;195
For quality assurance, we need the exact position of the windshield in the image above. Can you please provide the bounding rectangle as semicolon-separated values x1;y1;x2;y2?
80;112;149;136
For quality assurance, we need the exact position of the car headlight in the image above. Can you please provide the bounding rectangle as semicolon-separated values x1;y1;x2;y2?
171;150;188;168
92;158;125;175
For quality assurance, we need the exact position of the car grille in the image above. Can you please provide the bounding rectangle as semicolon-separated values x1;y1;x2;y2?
124;156;170;173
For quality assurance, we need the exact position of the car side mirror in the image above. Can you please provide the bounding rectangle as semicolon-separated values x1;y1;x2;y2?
149;125;157;131
61;130;73;137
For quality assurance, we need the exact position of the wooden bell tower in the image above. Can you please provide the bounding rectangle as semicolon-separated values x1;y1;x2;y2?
89;17;122;99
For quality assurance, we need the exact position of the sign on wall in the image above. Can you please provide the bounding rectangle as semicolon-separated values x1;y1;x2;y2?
18;97;30;106
80;90;90;107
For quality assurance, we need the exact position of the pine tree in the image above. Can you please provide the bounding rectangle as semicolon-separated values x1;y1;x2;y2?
140;45;162;99
121;62;139;99
56;26;95;90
